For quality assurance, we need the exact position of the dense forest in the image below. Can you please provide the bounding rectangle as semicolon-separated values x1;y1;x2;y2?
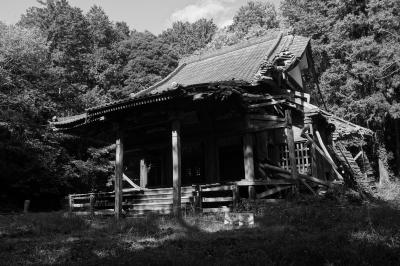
0;0;399;211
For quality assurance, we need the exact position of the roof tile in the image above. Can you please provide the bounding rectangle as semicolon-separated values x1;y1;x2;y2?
136;33;310;96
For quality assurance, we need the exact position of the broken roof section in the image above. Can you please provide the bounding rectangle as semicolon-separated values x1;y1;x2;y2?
131;32;310;98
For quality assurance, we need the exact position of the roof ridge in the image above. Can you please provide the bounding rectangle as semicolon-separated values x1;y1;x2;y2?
180;30;284;65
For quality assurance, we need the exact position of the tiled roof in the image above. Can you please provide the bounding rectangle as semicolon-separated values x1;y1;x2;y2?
132;33;310;98
52;32;311;131
326;115;374;137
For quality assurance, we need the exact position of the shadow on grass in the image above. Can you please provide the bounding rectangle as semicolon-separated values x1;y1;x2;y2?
1;201;400;265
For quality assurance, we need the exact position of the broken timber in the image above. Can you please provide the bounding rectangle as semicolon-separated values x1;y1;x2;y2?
260;163;332;187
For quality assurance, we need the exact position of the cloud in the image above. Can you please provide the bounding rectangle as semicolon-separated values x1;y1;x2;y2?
168;0;237;28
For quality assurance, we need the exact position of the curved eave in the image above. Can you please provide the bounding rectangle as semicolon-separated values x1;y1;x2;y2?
51;89;184;132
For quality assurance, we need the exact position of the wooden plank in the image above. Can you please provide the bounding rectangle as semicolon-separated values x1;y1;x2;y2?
285;110;299;186
300;180;317;196
201;185;234;192
139;159;148;188
315;130;335;167
171;120;182;217
70;196;92;201
256;186;292;199
72;203;91;208
249;99;286;108
236;179;295;186
232;185;239;208
260;163;332;187
202;197;233;202
302;132;344;180
89;194;94;216
248;114;286;122
124;174;141;189
303;121;319;181
202;206;231;213
243;132;255;199
68;195;73;214
114;124;124;220
354;151;363;161
247;121;287;131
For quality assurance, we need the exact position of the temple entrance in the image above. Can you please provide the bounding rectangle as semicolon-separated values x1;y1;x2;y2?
218;136;244;182
182;141;205;185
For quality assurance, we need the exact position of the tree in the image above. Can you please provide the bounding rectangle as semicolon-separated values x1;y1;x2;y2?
281;0;399;126
230;1;279;35
200;1;281;53
160;19;217;57
280;0;400;175
19;0;91;86
86;5;115;49
117;31;179;97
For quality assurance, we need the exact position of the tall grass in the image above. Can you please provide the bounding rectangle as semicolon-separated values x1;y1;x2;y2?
376;181;400;202
1;212;89;237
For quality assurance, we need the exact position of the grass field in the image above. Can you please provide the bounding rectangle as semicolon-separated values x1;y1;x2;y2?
1;194;400;266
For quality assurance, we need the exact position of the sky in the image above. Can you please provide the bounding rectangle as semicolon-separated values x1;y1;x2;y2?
0;0;282;34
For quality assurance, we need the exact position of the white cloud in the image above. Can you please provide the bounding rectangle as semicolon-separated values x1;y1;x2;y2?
168;0;237;28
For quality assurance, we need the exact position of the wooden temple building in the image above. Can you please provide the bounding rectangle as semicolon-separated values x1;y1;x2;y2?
52;32;373;217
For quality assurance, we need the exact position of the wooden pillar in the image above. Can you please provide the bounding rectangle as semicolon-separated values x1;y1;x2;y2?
140;158;148;188
68;195;73;215
285;110;298;183
243;133;255;199
171;120;182;217
114;124;124;220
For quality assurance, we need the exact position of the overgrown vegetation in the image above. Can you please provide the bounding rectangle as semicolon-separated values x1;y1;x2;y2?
0;0;399;210
1;200;399;265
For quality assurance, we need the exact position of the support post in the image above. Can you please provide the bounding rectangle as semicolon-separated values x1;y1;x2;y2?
68;195;73;215
243;133;255;199
114;124;124;220
171;120;182;217
89;193;95;216
285;110;298;186
23;200;30;214
140;158;148;188
305;116;318;178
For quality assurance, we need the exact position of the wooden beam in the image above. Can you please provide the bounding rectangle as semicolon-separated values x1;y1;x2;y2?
123;174;141;190
315;130;335;166
248;114;286;122
114;124;124;220
139;159;148;188
260;163;332;187
171;120;182;217
303;133;344;180
285;110;299;183
243;132;255;199
256;186;292;199
354;151;363;161
303;119;319;180
236;179;295;186
249;99;286;108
